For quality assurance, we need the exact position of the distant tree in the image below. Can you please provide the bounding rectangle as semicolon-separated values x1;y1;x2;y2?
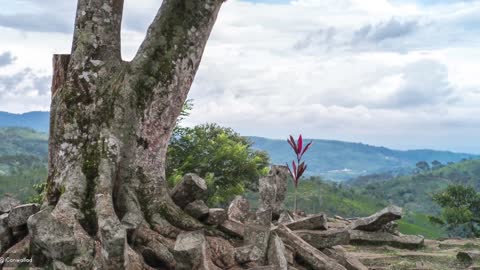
167;123;270;206
431;160;444;170
429;185;480;238
416;161;430;172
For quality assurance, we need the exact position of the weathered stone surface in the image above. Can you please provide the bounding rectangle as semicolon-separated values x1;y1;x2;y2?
170;173;208;208
274;224;346;270
234;245;263;264
207;236;236;269
1;235;31;268
381;221;399;235
185;200;210;220
349;230;424;249
259;166;289;216
285;214;328;231
296;229;350;249
323;245;368;270
0;196;21;213
28;207;95;267
350;206;402;232
458;251;480;264
174;230;210;270
278;211;294;224
206;208;228;225
227;196;250;223
0;213;12;252
267;233;288;270
219;219;245;238
244;208;273;264
7;203;40;227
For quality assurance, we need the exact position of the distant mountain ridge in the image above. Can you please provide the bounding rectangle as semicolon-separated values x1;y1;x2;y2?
0;111;49;133
0;111;477;181
248;136;477;181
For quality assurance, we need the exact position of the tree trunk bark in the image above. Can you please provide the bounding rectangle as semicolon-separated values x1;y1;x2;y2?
27;0;224;269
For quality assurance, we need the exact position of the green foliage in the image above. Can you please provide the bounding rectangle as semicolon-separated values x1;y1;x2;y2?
0;128;48;202
167;123;270;206
430;184;480;238
28;181;47;204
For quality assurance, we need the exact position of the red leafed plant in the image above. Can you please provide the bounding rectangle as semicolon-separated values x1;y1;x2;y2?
286;134;312;213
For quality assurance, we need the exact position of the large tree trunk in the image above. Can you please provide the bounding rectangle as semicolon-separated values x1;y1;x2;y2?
28;0;224;269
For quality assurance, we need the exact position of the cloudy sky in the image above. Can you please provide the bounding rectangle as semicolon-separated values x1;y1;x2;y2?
1;0;480;153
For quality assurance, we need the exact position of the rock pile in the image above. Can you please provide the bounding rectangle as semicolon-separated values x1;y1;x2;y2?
0;196;39;254
164;168;426;270
0;167;438;269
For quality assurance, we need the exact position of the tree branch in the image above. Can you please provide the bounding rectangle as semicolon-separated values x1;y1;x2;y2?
71;0;125;66
129;0;223;111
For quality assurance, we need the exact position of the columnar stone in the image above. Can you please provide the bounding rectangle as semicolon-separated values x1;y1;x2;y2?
219;219;245;238
349;206;402;232
244;209;273;264
322;246;368;270
206;208;228;225
348;230;424;249
0;196;21;213
7;203;40;227
170;174;209;208
285;214;328;231
185;200;210;220
174;230;210;270
295;229;350;249
258;166;289;216
267;233;288;270
234;245;263;264
274;225;346;270
227;196;250;223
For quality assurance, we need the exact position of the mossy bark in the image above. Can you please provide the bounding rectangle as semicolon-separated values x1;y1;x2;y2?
28;0;224;269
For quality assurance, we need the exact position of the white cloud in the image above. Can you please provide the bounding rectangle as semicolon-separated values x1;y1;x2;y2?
0;0;480;152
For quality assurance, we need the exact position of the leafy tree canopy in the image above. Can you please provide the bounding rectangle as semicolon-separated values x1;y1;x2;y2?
430;184;480;237
167;122;270;206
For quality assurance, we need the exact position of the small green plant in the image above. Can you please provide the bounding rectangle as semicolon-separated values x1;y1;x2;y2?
286;134;312;213
28;181;47;204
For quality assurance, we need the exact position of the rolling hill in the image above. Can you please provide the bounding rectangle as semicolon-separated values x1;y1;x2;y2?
249;136;477;181
0;111;477;181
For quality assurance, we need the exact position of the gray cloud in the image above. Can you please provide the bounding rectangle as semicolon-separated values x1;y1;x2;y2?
0;14;73;33
0;51;15;67
353;18;419;43
385;60;456;108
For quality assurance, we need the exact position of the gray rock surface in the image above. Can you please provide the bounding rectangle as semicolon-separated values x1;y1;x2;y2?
227;196;250;223
267;233;288;270
170;173;208;208
7;203;40;227
285;214;328;231
206;208;228;225
258;166;289;216
0;213;12;252
348;230;424;249
185;200;210;220
0;196;21;213
219;219;245;238
174;230;210;270
349;206;402;232
274;224;346;270
234;245;263;264
295;229;350;249
322;245;368;270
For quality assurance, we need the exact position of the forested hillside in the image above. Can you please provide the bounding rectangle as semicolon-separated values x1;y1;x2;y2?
350;159;480;214
250;136;477;180
0;127;47;200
